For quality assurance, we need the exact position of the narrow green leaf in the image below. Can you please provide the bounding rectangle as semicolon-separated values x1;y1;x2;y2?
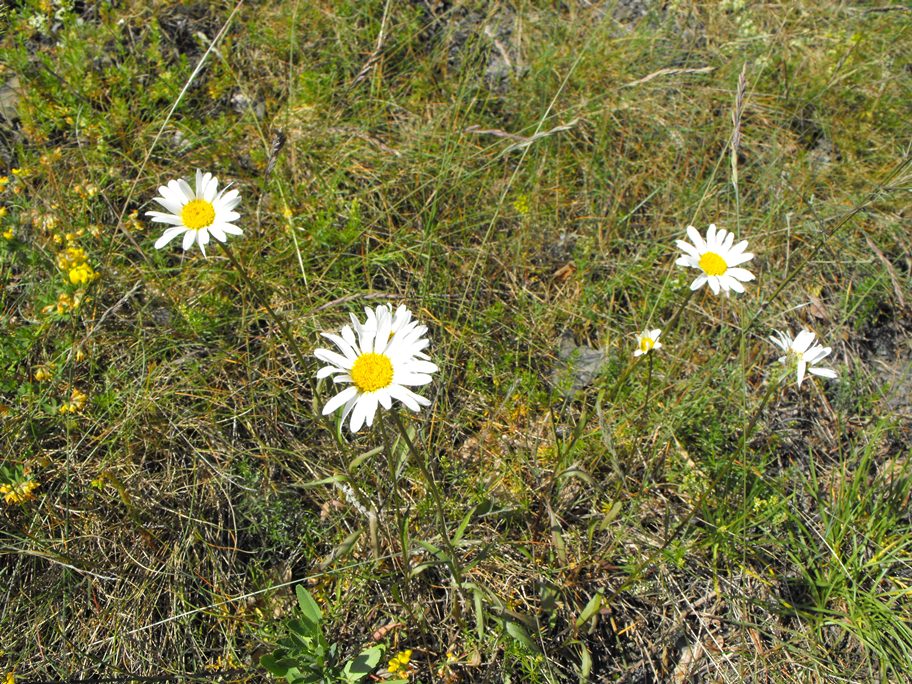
296;585;322;626
575;591;602;629
342;646;383;681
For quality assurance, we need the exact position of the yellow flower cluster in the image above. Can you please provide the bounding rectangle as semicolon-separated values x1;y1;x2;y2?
42;291;85;315
59;387;88;414
387;649;412;677
34;363;55;382
512;193;530;216
56;246;98;285
72;183;99;199
1;479;39;505
0;206;10;240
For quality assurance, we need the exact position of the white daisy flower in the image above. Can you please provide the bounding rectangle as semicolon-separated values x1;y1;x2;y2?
675;223;755;295
769;328;838;387
634;328;662;357
147;170;242;255
315;304;439;433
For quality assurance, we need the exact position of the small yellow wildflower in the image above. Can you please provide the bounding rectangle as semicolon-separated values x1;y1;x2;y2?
59;387;88;414
388;649;413;676
57;246;88;270
282;206;293;220
127;209;142;232
34;364;54;382
2;228;12;240
11;167;24;177
42;292;76;315
69;262;97;285
40;214;58;231
5;670;15;684
0;176;9;189
0;206;7;218
1;479;39;505
512;193;530;216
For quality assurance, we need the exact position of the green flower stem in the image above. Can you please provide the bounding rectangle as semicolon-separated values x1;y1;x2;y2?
639;351;654;426
390;410;464;586
378;411;410;574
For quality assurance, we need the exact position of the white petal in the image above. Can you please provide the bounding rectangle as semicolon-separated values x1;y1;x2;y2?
349;396;370;432
403;359;439;374
690;274;708;291
376;387;393;410
154;226;186;249
393;372;433;387
219;189;241;210
323;386;358;415
204;175;219;202
177;178;195;201
725;275;745;294
182;229;196;251
341;325;358;351
154;192;184;216
146;211;185;225
209;224;227;242
793;329;816;354
675;255;695;268
727;252;755;267
726;267;755;282
676;240;700;258
317;365;344;379
808;367;837;379
729;240;750;256
220;223;243;236
797;359;807;387
707;276;721;295
769;333;788;351
362;393;380;427
388;384;428;411
321;332;358;360
314;348;354;370
706;223;717;246
686;225;705;250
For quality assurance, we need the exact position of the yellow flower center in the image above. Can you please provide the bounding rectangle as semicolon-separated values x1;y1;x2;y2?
181;199;216;230
350;353;394;393
698;251;728;276
639;337;654;353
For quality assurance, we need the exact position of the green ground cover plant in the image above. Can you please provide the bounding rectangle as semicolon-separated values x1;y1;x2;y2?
1;1;911;681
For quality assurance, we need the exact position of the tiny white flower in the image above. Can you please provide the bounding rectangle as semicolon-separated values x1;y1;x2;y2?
634;328;662;357
315;304;438;433
147;170;242;255
675;223;755;296
770;328;838;387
